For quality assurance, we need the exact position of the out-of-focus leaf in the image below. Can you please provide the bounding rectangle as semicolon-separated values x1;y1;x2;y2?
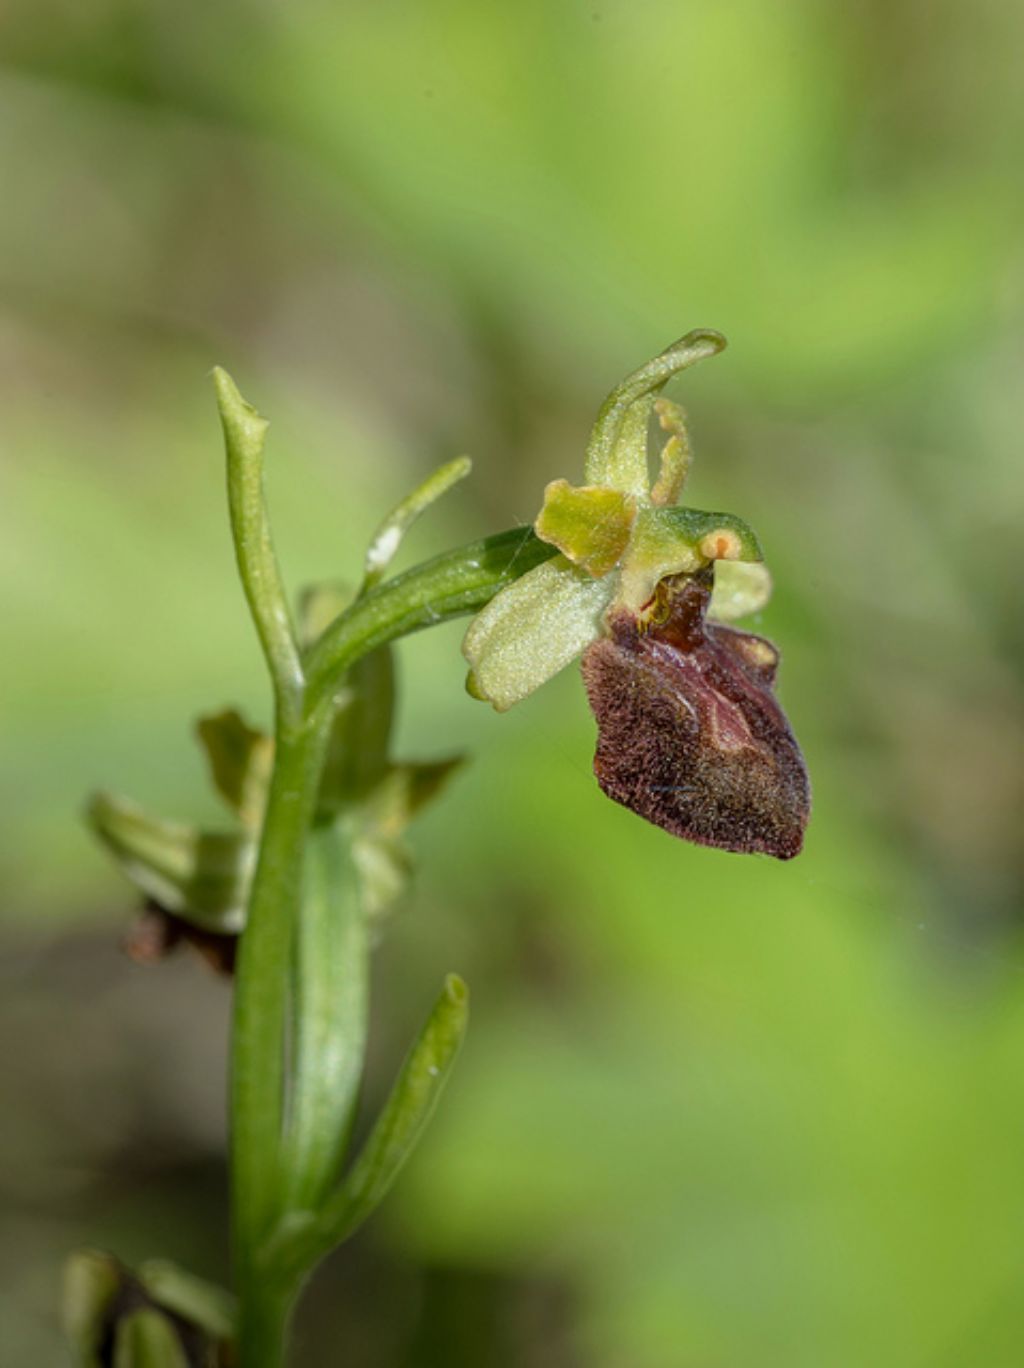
350;758;466;920
112;1310;189;1368
297;582;353;649
63;1252;232;1368
63;1249;120;1366
86;793;251;933
195;710;274;828
351;829;413;923
368;758;466;836
137;1261;237;1344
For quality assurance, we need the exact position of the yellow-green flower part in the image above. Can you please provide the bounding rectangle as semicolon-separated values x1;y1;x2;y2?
463;330;773;711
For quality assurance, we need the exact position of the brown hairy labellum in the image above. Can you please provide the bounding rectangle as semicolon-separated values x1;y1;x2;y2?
581;569;810;859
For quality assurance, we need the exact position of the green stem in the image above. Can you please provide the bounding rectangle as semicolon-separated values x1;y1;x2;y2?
233;1270;295;1368
214;370;559;1363
304;526;555;713
228;521;553;1365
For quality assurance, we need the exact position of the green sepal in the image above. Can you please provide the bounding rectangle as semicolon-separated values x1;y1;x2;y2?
534;479;636;576
584;330;726;494
462;556;616;711
86;793;251;933
195;710;273;829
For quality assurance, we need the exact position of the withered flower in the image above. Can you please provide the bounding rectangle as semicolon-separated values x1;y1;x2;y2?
462;330;810;857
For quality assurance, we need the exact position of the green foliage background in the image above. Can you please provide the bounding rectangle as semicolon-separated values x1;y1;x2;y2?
1;2;1022;1364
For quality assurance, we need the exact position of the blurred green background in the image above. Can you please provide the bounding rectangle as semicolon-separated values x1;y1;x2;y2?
2;1;1023;1363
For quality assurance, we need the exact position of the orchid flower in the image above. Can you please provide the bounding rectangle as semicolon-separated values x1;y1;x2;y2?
462;330;810;858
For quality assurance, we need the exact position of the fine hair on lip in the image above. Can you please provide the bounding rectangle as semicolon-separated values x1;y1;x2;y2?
582;573;810;859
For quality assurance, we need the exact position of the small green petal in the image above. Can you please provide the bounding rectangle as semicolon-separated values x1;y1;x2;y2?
462;557;616;710
534;479;636;576
709;559;773;620
649;398;693;506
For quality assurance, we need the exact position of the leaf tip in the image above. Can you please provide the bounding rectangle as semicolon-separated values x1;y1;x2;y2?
212;366;268;443
442;972;469;1010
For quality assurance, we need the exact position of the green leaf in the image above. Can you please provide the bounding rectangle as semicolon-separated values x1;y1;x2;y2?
281;824;369;1211
363;455;473;590
462;555;616;711
113;1310;189;1368
195;710;274;828
335;973;468;1233
86;793;251;932
280;975;469;1270
213;367;304;723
